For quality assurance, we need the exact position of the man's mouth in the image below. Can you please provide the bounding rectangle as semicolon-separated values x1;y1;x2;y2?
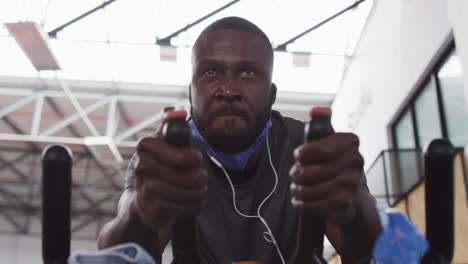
216;112;244;117
214;114;245;122
213;113;249;125
207;106;250;127
213;109;249;120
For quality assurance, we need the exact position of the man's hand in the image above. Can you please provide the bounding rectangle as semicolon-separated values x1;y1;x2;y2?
289;108;364;226
134;109;208;230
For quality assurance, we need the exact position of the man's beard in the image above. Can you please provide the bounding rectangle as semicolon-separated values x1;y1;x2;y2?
191;105;271;153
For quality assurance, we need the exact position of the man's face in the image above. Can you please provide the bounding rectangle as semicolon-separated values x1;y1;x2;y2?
190;29;275;153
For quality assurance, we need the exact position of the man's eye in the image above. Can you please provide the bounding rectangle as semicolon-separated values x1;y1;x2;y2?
204;69;217;76
241;69;256;77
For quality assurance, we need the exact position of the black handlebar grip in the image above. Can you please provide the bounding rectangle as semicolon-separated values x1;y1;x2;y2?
422;139;455;264
41;145;72;264
163;118;200;264
295;115;334;264
304;115;335;142
163;118;191;147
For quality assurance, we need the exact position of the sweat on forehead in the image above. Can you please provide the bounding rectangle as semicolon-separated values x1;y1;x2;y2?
193;16;273;56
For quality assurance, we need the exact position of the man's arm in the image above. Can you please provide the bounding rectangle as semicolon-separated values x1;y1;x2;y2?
289;107;382;263
98;109;208;263
97;188;171;263
290;134;382;263
325;184;382;263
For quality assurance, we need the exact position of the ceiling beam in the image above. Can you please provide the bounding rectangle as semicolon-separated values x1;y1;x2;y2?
48;0;118;38
0;92;40;120
40;94;113;136
156;0;240;46
114;100;188;143
275;0;367;52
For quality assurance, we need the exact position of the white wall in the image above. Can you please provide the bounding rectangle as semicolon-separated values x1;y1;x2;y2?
331;0;465;171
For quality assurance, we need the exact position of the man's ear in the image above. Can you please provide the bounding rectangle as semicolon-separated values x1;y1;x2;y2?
270;83;277;105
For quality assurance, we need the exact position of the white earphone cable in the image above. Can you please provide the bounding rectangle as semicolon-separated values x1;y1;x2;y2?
208;134;286;264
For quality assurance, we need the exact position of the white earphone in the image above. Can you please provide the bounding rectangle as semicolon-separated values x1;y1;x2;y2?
208;134;286;264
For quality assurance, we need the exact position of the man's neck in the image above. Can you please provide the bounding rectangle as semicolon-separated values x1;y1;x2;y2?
211;143;264;185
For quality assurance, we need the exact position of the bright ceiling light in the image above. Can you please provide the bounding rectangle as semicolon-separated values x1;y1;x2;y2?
5;22;61;71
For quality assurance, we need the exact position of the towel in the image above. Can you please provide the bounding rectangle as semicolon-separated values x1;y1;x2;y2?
68;242;155;264
373;203;429;264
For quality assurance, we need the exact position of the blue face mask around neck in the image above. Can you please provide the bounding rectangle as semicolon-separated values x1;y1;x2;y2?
188;119;272;171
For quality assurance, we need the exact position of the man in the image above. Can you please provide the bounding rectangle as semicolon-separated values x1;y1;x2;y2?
98;17;382;264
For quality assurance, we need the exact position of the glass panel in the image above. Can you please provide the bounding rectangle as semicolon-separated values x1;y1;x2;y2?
414;80;442;149
386;149;424;203
394;110;415;149
394;150;423;195
366;153;388;205
438;50;467;147
393;110;421;195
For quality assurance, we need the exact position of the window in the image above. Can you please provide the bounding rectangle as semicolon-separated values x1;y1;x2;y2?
392;41;465;149
414;80;443;149
394;110;416;149
438;50;468;147
394;109;421;195
390;40;464;198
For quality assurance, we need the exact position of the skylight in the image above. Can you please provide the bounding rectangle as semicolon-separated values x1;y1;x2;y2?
0;0;373;93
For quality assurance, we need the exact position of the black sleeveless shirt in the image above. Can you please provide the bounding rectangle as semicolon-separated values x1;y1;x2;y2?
125;111;366;264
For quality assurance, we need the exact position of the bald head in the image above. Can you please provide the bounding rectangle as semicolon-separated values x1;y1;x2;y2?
192;17;274;67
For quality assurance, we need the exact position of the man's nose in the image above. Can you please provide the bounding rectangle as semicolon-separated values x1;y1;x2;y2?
215;77;242;102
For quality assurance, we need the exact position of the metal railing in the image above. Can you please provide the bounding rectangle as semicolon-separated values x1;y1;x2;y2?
365;147;468;207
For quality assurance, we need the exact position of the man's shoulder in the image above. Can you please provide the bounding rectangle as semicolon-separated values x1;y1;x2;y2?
271;110;305;145
271;110;305;133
